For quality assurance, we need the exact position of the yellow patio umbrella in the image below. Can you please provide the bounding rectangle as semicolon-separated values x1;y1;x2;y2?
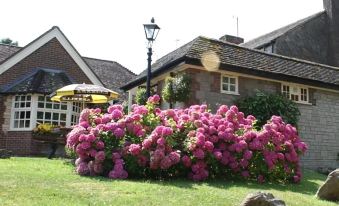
50;83;119;106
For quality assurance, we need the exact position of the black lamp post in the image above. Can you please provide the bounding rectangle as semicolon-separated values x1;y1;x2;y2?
143;17;160;98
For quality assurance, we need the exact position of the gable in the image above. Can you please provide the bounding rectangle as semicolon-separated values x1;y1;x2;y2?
0;38;92;89
0;27;102;87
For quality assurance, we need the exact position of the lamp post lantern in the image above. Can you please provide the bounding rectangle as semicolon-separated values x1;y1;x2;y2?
143;17;160;98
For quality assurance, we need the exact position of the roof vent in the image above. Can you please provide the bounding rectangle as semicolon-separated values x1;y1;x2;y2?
219;34;244;45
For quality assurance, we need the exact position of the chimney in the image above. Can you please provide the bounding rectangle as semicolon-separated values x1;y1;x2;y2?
324;0;339;67
219;34;244;45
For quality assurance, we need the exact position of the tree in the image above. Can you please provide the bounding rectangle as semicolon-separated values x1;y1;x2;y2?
0;38;18;46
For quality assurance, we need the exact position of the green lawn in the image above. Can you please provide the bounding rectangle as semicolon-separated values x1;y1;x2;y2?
0;157;335;206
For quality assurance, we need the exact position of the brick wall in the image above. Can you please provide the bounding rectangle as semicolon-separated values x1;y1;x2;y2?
0;38;92;155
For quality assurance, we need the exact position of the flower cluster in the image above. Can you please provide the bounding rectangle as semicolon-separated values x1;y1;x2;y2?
67;95;307;183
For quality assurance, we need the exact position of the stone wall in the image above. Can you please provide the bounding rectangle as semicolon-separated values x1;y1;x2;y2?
298;90;339;169
179;68;339;169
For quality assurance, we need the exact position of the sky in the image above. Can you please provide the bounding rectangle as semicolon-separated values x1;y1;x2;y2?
1;0;324;74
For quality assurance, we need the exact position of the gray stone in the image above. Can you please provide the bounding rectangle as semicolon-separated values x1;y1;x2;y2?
316;168;339;201
240;192;286;206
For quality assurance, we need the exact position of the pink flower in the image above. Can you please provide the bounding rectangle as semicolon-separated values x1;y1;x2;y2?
243;150;253;160
76;162;89;176
204;141;214;152
169;152;180;164
129;144;141;156
95;151;105;162
114;128;125;138
193;148;205;159
257;175;265;183
112;110;123;120
80;141;91;150
182;155;192;167
96;141;105;150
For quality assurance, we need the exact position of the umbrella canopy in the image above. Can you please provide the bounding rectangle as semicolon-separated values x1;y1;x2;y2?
50;84;119;103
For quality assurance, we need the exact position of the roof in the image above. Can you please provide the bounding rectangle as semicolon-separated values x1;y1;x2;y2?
241;12;325;49
122;36;339;91
0;44;20;63
83;57;136;101
0;68;74;94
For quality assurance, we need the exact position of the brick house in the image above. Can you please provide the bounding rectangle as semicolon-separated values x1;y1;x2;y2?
0;26;135;155
122;0;339;169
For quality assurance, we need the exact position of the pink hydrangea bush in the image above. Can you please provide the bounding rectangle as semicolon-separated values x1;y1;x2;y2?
66;95;307;183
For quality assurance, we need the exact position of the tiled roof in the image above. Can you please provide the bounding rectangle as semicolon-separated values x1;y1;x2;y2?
0;69;74;94
122;36;339;91
0;44;20;63
83;57;136;102
241;12;325;49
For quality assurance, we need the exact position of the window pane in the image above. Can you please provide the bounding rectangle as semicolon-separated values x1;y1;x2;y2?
25;120;30;128
230;78;235;84
14;120;18;128
26;111;31;119
37;112;44;119
53;104;60;110
222;77;229;83
45;112;51;120
26;102;31;107
15;96;20;101
61;105;67;110
60;113;66;121
53;113;59;121
52;121;59;126
19;120;24;128
38;102;44;108
14;112;19;119
46;103;52;109
38;96;44;101
15;103;19;108
20;96;25;101
26;96;31;101
20;111;25;119
60;122;66;126
20;102;25;108
222;84;228;91
230;85;236;92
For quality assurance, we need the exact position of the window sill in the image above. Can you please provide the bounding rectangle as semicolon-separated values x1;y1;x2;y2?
8;128;33;132
220;91;240;96
294;101;312;106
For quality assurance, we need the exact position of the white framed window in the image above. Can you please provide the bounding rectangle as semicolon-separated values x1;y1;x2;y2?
36;95;68;126
71;102;82;125
10;94;81;130
11;95;32;130
281;84;309;104
221;74;238;94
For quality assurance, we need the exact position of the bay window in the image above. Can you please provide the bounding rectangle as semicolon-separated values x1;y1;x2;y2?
10;94;81;130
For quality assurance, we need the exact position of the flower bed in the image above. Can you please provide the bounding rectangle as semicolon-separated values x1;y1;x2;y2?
66;95;307;183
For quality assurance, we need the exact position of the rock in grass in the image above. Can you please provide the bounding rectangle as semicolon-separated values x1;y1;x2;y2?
240;191;286;206
316;168;339;201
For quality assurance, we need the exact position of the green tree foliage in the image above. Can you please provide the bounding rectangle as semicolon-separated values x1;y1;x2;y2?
135;88;147;105
162;74;191;108
236;91;300;127
0;38;18;46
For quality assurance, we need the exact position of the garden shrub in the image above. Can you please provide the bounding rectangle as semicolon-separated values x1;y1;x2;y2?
236;91;300;128
135;88;147;105
162;74;191;108
67;95;307;183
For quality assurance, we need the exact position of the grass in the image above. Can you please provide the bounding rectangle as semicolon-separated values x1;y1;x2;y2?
0;157;336;206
